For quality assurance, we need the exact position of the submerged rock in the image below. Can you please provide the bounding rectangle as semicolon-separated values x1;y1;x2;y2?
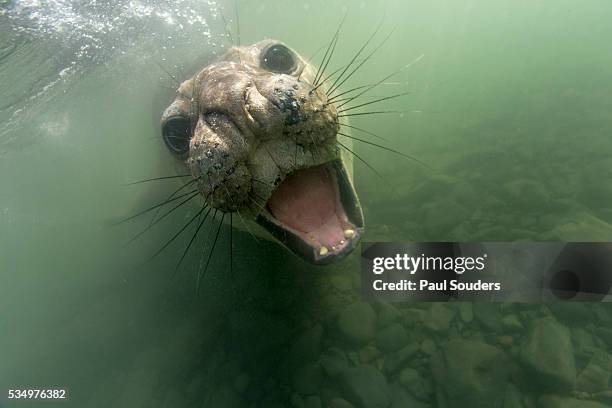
576;349;611;393
383;343;420;375
293;362;323;396
339;365;391;408
320;347;349;378
571;327;597;357
327;397;356;408
593;390;612;405
540;212;612;241
389;384;431;408
280;324;324;378
472;304;503;331
205;385;247;408
502;179;550;208
458;302;473;323
376;323;408;353
520;318;576;391
502;383;523;408
422;199;469;235
431;339;510;408
423;304;456;332
358;345;381;365
337;302;377;345
539;395;608;408
398;367;433;401
501;314;524;332
304;395;322;408
376;302;401;328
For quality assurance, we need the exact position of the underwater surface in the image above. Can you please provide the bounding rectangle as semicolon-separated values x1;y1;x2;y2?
1;0;612;407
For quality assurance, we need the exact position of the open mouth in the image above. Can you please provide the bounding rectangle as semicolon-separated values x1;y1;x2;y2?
256;160;364;264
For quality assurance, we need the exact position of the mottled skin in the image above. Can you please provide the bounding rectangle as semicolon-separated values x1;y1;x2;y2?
161;40;363;263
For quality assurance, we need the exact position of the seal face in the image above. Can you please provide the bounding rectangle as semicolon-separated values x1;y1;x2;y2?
160;39;364;264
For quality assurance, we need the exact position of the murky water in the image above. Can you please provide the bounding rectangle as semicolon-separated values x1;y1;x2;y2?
2;1;612;407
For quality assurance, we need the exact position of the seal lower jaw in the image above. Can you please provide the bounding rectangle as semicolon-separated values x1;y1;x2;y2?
256;160;364;264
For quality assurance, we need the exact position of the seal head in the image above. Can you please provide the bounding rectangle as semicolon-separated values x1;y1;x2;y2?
161;40;364;264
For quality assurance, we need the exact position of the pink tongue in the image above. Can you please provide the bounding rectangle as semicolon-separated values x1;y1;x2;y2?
268;166;346;247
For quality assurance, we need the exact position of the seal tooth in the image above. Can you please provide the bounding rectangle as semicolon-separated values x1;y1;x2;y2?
319;246;329;256
343;229;355;239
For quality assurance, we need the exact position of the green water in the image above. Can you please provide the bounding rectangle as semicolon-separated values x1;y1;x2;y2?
1;1;612;407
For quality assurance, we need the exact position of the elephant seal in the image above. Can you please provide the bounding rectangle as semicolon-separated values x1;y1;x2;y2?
160;39;364;264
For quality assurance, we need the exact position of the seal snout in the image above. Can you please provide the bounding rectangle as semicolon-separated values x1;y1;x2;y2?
247;74;338;145
188;111;252;212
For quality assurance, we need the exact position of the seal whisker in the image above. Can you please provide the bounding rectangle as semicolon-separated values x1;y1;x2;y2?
327;27;395;96
175;206;213;272
328;84;375;102
314;31;340;88
148;205;206;262
337;131;432;169
148;178;200;227
172;206;207;278
321;18;384;95
338;122;391;142
123;174;191;185
338;91;412;113
325;96;359;104
314;57;366;92
327;81;401;103
196;211;225;294
294;136;299;168
113;189;198;225
337;140;383;179
160;135;191;141
307;134;320;160
235;0;241;47
160;84;178;93
154;60;181;87
335;54;424;109
236;208;260;243
229;213;233;277
313;31;337;86
248;192;267;213
129;191;203;243
314;11;348;86
329;92;400;105
298;45;325;81
219;10;235;46
249;190;268;205
263;144;283;175
252;178;274;187
189;73;199;138
337;110;404;118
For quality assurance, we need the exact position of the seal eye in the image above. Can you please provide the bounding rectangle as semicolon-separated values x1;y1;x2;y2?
162;116;191;156
261;44;296;73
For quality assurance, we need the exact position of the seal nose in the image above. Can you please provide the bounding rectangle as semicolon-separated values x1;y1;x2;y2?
250;74;338;143
271;77;308;126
